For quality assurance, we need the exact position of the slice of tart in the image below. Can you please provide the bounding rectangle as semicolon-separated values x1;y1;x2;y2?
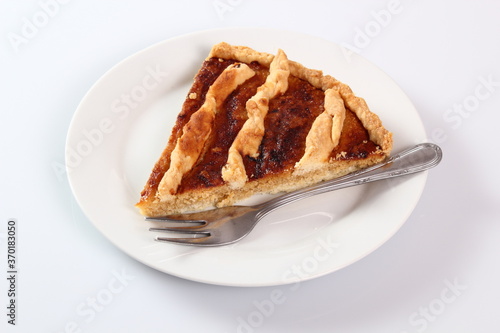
136;42;393;216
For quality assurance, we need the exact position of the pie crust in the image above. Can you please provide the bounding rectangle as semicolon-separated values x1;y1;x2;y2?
136;42;393;216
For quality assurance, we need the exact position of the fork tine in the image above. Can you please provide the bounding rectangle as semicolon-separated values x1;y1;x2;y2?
154;235;215;246
149;226;209;234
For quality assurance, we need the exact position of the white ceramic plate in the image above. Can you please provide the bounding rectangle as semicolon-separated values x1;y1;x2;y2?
66;28;427;287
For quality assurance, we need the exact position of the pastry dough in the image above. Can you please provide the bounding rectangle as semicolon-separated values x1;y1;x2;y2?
295;88;346;173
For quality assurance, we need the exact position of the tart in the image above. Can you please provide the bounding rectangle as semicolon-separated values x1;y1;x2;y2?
136;42;393;216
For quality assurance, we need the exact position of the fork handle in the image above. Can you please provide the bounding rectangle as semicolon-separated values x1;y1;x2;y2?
255;143;442;219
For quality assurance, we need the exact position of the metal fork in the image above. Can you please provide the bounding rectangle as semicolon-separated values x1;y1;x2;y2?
147;143;442;246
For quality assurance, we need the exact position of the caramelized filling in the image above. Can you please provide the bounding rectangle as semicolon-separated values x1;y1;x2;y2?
244;75;325;180
140;58;234;199
143;57;382;197
331;108;380;159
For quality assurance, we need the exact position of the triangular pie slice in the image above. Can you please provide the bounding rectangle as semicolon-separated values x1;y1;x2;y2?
136;42;393;216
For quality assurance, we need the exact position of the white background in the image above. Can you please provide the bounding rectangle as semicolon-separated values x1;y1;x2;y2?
1;0;499;332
